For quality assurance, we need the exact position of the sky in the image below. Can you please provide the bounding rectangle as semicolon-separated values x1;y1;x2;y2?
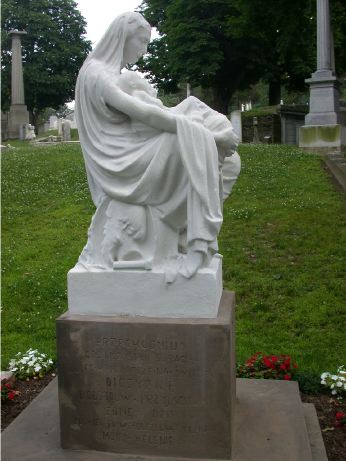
76;0;146;47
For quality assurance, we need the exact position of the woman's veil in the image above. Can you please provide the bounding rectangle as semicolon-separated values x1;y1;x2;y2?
83;12;150;73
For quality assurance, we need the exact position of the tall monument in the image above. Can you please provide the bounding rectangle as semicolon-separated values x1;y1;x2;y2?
7;30;30;139
299;0;346;150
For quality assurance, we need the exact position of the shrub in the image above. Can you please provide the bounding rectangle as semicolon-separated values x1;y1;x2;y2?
335;412;346;428
237;352;298;381
321;366;346;397
1;379;19;402
294;371;323;394
8;348;54;379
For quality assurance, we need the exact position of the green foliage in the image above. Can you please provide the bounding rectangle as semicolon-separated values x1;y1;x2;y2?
331;0;346;77
1;142;94;364
1;380;18;402
220;144;346;374
237;352;298;381
1;143;346;376
139;0;346;109
321;366;346;397
294;371;324;395
241;106;279;119
139;0;264;113
8;348;55;379
1;0;91;121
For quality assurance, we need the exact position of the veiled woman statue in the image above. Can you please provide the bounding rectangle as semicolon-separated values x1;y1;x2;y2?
75;12;240;283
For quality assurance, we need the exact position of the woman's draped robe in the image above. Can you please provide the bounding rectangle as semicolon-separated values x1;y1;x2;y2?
75;62;240;269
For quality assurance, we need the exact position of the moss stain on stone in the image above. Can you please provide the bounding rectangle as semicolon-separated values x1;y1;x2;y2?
319;125;340;142
300;125;342;147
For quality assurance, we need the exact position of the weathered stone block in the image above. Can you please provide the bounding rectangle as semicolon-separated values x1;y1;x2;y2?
299;124;346;149
57;291;236;460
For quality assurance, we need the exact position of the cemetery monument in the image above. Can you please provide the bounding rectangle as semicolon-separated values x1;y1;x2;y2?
58;11;241;459
7;30;30;139
2;11;328;461
300;0;346;149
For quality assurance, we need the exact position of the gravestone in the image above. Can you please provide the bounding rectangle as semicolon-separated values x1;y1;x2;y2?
231;110;242;143
62;120;71;141
7;30;29;139
299;0;346;149
25;124;36;140
57;10;241;461
49;115;58;130
57;118;63;135
57;292;236;459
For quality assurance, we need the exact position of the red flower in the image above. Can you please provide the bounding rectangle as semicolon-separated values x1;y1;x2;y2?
336;412;345;420
280;364;286;370
263;357;273;368
7;391;16;400
5;383;12;389
284;374;291;381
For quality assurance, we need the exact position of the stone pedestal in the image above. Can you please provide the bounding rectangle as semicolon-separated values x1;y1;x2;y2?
299;123;346;150
68;256;222;318
56;291;236;460
304;71;341;126
7;104;29;139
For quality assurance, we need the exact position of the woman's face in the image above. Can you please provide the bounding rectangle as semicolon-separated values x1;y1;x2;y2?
122;29;151;65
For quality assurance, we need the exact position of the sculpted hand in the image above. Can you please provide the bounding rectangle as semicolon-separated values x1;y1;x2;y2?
215;128;239;152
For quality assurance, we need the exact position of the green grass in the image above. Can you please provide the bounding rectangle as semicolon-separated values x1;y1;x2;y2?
2;142;346;375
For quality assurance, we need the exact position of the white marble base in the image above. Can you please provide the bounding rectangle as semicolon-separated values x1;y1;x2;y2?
67;256;223;318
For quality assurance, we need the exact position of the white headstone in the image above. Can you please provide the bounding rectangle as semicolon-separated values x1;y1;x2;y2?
57;118;63;135
49;115;58;130
24;123;36;140
231;110;242;143
62;120;71;141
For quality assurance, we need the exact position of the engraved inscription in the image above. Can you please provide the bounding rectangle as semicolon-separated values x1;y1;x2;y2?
59;320;232;457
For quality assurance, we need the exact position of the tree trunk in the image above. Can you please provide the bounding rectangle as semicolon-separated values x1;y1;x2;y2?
212;87;231;115
268;80;281;105
31;109;41;134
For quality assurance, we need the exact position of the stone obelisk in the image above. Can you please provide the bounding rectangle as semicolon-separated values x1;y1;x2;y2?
7;30;30;139
299;0;345;150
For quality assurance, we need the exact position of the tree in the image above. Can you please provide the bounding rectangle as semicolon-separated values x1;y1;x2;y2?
1;0;91;125
138;0;265;114
138;0;346;111
331;0;346;78
229;0;316;105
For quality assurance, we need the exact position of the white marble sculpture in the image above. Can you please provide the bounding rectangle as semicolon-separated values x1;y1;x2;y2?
74;11;240;287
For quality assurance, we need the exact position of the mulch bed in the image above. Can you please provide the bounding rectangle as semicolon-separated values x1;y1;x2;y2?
1;376;345;460
301;393;346;461
1;373;56;431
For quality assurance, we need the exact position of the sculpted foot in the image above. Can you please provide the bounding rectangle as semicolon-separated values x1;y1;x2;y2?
179;251;204;279
164;257;180;284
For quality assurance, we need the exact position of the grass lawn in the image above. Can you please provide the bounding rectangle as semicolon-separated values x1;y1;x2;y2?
2;142;346;376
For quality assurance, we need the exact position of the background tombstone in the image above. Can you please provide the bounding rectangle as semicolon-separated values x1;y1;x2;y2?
25;124;36;140
57;118;63;135
231;110;242;143
7;30;30;139
62;120;71;141
49;115;58;130
253;116;260;143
